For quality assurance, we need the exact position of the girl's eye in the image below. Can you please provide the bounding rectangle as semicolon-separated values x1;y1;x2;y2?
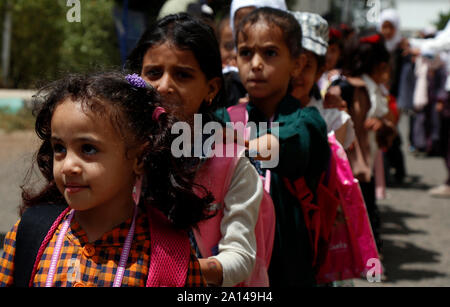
81;144;98;155
176;70;192;79
265;50;277;57
52;143;66;155
145;69;162;80
223;41;235;51
238;49;251;58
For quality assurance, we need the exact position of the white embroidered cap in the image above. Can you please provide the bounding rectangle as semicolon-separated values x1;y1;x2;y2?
290;11;329;56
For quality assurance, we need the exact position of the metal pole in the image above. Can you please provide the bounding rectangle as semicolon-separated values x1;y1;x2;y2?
1;0;12;87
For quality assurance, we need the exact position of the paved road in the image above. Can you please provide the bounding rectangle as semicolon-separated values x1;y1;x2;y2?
0;116;449;286
355;116;449;287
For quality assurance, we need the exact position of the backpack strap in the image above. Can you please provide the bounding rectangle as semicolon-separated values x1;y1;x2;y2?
227;103;250;141
13;204;67;287
146;206;191;287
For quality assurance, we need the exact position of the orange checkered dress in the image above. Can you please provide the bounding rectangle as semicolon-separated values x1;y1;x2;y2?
0;209;206;287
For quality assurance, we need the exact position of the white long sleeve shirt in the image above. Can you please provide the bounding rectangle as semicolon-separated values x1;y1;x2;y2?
210;156;262;286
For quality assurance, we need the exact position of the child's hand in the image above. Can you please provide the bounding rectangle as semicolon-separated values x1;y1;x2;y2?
247;134;279;162
364;117;383;131
324;86;347;111
238;95;250;105
436;101;444;113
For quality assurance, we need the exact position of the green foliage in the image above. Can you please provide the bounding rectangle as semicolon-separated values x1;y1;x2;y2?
59;0;120;74
3;0;66;88
434;10;450;31
0;0;121;89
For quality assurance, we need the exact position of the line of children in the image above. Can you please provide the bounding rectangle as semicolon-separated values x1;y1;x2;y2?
332;32;397;253
1;5;397;287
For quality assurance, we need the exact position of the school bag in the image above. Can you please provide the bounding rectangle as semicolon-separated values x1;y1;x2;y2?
193;114;276;286
315;133;381;283
13;203;192;287
226;103;340;270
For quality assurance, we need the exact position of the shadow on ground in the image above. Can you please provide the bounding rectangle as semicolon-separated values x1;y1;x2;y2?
379;205;447;282
380;205;429;235
386;174;432;190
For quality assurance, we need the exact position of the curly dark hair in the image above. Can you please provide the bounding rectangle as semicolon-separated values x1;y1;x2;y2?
20;71;214;230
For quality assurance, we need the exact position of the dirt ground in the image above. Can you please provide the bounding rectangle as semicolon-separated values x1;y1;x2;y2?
0;130;42;234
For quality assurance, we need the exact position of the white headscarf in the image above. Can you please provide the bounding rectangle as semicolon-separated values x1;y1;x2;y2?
378;8;402;52
230;0;287;35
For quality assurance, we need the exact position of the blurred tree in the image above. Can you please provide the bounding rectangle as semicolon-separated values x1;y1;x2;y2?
59;0;120;74
0;0;121;89
0;0;65;88
434;9;450;31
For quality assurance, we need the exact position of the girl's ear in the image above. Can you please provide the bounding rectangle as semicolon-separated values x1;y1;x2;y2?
291;54;307;79
205;77;222;104
133;143;148;176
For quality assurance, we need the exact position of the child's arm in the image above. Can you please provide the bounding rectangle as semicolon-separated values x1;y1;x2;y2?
198;258;223;286
207;157;262;287
334;121;349;147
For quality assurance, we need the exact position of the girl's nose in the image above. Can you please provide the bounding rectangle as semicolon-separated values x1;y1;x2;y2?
155;73;174;96
61;152;82;176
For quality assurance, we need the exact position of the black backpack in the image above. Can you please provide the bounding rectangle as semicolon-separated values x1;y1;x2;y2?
13;204;66;287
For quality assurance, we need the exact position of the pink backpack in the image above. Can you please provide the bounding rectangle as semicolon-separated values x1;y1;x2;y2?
315;133;381;283
193;105;276;287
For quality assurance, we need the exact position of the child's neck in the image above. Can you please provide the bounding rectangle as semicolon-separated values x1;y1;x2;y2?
250;92;285;119
299;95;310;108
74;200;135;243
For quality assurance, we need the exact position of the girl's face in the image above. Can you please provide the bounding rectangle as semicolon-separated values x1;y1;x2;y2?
381;21;396;41
325;43;340;71
370;61;390;84
237;21;301;106
141;42;220;120
51;99;139;213
291;51;321;105
219;21;237;68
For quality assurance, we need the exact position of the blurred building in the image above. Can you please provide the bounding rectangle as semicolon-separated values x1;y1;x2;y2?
290;0;449;33
395;0;450;33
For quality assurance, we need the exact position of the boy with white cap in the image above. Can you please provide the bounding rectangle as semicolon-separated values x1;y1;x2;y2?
290;11;355;149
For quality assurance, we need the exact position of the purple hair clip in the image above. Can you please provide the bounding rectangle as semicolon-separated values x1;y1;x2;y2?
125;73;148;89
